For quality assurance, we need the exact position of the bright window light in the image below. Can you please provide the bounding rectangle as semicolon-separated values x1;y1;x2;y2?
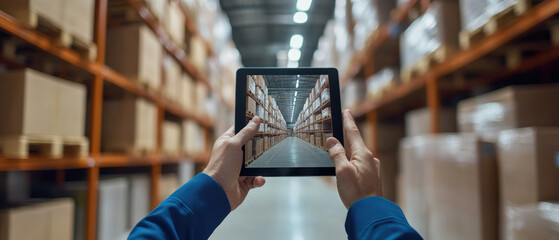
287;61;299;68
293;12;308;24
296;79;299;88
297;0;312;11
288;49;301;61
290;34;304;49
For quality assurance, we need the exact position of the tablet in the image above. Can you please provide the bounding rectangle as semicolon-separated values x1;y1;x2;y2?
235;68;344;176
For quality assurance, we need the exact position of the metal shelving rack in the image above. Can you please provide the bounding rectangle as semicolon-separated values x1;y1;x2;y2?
294;77;332;150
0;0;226;239
340;0;559;152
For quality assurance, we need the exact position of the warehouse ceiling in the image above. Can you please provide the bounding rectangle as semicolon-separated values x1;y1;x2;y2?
219;0;335;67
264;75;320;125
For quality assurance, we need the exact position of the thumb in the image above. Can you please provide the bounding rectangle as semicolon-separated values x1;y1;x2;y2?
326;137;349;169
233;117;260;144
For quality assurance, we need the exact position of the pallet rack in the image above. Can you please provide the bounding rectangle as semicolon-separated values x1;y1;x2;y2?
245;75;288;165
0;0;227;239
294;76;332;150
341;0;559;152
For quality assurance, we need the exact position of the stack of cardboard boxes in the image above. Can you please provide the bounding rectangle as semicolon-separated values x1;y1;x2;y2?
294;76;332;150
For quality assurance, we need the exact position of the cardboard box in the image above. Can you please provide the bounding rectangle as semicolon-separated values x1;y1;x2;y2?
0;198;74;240
405;107;456;136
179;73;195;109
322;108;331;118
360;121;405;152
128;174;150;229
320;75;328;87
244;140;253;162
62;0;94;44
255;138;263;156
378;151;398;202
497;127;559;236
0;0;64;29
0;68;86;137
106;24;162;90
102;97;157;154
162;121;181;155
163;56;181;103
145;0;167;21
165;1;185;47
98;178;129;240
321;89;330;104
182;120;205;155
264;137;269;151
189;36;207;74
458;84;559;140
315;135;322;147
424;134;498;240
195;82;208;116
248;76;256;95
247;97;256;115
159;174;179;203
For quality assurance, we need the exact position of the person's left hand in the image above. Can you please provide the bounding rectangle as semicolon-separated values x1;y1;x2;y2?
203;117;266;211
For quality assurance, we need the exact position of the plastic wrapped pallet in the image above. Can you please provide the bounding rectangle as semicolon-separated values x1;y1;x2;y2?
0;68;87;137
165;1;185;47
128;175;150;229
98;178;129;240
424;134;498;240
63;0;95;44
504;202;559;240
458;84;559;141
321;89;330;105
459;0;489;32
400;1;461;70
498;127;559;237
366;67;398;99
106;24;162;90
248;76;256;95
352;0;396;51
0;198;74;240
163;56;181;103
102;96;157;154
398;136;431;237
405;107;457;136
162;121;181;156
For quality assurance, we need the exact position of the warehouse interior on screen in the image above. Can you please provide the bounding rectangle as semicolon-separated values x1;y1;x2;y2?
244;75;333;168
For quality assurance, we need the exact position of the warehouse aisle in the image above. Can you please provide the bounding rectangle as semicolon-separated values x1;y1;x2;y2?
210;177;347;240
248;137;333;168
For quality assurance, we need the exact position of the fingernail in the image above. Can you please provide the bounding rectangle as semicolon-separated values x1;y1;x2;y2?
326;138;337;149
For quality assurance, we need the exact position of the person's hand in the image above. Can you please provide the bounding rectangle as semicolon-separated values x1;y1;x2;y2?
326;110;382;209
203;117;266;211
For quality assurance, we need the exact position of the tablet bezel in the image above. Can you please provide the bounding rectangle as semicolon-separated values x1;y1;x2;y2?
235;67;344;176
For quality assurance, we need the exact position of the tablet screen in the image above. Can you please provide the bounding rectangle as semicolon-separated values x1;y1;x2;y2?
244;74;334;168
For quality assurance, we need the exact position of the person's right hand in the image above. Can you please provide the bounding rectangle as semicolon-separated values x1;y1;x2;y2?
326;109;383;209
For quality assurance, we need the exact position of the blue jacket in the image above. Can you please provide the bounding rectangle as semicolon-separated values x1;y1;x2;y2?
129;173;422;240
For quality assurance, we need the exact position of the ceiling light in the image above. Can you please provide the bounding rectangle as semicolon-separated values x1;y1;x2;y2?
293;12;308;24
288;49;301;61
294;92;298;97
297;0;312;11
290;34;304;49
287;61;298;68
296;79;299;88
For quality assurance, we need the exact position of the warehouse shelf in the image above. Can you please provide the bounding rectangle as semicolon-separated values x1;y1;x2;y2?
350;0;559;120
341;0;425;86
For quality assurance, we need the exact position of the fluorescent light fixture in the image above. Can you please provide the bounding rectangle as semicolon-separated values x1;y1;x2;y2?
293;12;308;24
296;79;299;88
294;92;298;97
297;0;312;11
288;49;301;61
287;61;299;68
290;34;304;49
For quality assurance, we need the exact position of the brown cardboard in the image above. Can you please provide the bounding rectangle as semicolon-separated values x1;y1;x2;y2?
255;138;263;156
164;1;185;47
504;202;559;240
0;198;74;240
247;97;256;115
63;0;95;43
179;73;195;109
182;120;205;155
162;121;181;155
106;24;162;90
0;68;86;137
424;134;498;240
163;56;181;103
245;140;253;162
0;0;64;29
405;107;457;136
458;84;559;141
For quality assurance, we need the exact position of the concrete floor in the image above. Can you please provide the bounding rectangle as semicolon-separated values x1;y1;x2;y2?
210;177;348;240
248;137;333;168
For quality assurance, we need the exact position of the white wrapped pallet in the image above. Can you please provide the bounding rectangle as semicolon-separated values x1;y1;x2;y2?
98;178;129;240
62;0;95;44
128;175;150;230
106;24;162;90
102;96;157;154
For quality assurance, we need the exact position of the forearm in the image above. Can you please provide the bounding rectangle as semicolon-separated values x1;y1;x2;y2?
346;197;422;240
129;173;231;240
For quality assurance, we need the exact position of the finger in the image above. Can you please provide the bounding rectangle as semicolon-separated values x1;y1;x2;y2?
326;137;350;169
342;110;367;152
233;117;260;144
242;176;266;189
222;126;235;137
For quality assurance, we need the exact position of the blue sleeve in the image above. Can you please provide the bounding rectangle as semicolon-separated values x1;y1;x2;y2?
346;196;423;240
128;173;230;240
